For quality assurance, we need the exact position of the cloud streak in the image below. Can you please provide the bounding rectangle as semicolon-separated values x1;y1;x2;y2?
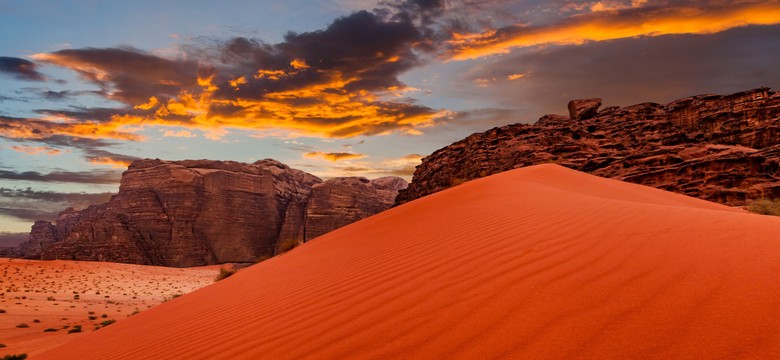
448;1;780;60
0;57;46;81
0;169;122;184
304;151;367;161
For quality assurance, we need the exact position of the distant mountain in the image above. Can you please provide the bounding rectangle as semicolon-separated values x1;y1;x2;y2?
17;159;406;267
397;88;780;206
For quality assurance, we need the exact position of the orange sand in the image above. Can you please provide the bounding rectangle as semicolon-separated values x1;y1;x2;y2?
0;259;219;357
40;164;780;359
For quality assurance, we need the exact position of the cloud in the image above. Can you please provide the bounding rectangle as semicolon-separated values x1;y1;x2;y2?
161;129;196;138
447;1;780;60
0;188;114;223
15;1;450;142
10;145;61;155
0;57;46;81
82;149;140;168
304;151;368;161
459;24;780;113
0;169;121;184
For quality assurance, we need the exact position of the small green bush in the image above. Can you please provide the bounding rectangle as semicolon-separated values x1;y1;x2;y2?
214;267;237;282
748;198;780;216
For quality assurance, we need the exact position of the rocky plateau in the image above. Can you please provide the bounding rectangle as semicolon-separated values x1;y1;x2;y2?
397;88;780;206
18;159;406;267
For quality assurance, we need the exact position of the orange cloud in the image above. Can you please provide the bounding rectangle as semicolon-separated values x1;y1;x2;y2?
87;157;133;168
10;145;61;155
449;2;780;60
304;151;367;162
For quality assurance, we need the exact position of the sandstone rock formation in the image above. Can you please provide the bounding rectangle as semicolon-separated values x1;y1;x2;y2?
397;88;780;206
19;159;406;267
568;98;602;120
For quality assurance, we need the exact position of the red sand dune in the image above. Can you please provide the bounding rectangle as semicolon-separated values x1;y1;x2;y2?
40;164;780;359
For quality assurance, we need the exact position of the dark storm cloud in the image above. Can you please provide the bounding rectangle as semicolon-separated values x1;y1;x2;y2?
33;47;199;105
460;24;780;116
0;169;121;184
0;57;46;81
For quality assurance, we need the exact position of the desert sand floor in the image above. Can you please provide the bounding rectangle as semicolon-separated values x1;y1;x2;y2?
39;164;780;359
0;259;219;357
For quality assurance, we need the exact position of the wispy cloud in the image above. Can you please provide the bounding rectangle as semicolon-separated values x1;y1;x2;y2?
0;169;121;184
447;1;780;60
304;151;367;162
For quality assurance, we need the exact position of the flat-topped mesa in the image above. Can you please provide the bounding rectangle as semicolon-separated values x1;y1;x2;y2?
396;87;780;206
19;159;407;267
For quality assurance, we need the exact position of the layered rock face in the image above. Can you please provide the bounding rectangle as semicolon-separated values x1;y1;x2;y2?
20;159;406;267
397;88;780;206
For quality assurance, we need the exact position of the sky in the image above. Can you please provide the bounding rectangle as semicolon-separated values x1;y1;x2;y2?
1;0;780;234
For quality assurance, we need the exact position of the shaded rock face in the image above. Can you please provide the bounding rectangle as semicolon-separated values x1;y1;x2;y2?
20;159;406;267
304;177;408;241
397;88;780;206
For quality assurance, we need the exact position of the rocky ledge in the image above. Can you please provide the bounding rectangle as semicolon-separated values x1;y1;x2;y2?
397;88;780;206
19;159;406;267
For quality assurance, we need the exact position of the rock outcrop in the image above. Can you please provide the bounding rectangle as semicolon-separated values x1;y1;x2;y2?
397;88;780;206
19;159;406;267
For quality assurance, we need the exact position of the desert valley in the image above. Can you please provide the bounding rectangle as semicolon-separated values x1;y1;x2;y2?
2;1;780;359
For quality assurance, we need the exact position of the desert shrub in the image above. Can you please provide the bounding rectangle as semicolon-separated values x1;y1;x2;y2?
0;344;5;348
43;328;58;332
748;198;780;216
0;309;5;313
88;316;97;320
2;354;27;360
15;323;28;328
67;325;82;334
276;238;300;255
214;267;237;282
100;319;116;327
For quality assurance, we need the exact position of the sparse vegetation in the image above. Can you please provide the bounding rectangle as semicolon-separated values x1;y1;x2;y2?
276;238;301;255
15;323;28;328
43;328;58;332
747;198;780;216
67;325;82;334
100;319;116;327
215;267;237;282
2;354;27;360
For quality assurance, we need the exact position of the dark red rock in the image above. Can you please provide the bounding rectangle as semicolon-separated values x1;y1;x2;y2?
19;159;405;267
568;98;602;120
397;88;780;206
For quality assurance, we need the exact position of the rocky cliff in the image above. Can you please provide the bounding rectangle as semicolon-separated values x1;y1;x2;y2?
19;159;406;267
397;88;780;206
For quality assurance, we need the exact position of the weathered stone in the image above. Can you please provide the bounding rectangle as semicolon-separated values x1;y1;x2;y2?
304;177;408;241
20;159;406;267
568;98;602;120
397;88;780;207
18;221;58;259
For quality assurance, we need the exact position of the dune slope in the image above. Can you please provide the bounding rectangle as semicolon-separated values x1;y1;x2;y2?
40;164;780;359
